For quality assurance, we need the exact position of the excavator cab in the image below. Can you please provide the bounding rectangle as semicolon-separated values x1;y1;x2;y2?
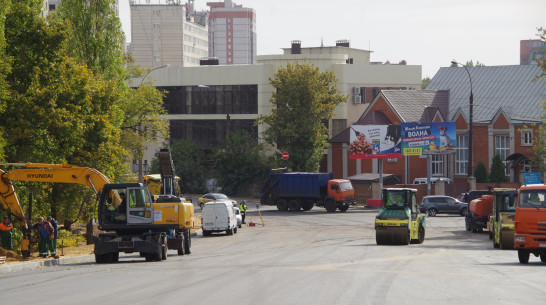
98;183;153;228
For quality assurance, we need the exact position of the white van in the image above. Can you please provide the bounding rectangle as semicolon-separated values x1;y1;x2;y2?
413;177;452;184
201;200;238;236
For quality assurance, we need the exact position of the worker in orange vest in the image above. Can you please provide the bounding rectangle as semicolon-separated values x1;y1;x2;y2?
0;216;14;250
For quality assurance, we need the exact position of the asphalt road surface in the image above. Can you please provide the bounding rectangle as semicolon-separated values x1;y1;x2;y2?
1;204;545;305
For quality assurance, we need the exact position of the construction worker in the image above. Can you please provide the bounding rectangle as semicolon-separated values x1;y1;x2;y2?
0;216;14;250
35;217;54;258
240;200;247;224
47;216;58;257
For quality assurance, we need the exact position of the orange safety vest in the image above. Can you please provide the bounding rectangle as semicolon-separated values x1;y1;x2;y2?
0;223;13;231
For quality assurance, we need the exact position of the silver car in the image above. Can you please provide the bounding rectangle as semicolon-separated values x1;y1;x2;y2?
420;195;468;216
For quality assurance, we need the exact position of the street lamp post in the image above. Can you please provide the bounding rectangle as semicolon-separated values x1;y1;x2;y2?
136;64;170;183
451;61;474;177
198;85;230;137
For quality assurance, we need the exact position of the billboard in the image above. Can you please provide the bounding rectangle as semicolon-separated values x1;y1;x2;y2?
401;122;457;156
349;125;402;159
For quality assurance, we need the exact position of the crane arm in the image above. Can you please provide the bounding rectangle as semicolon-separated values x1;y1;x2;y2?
0;163;111;228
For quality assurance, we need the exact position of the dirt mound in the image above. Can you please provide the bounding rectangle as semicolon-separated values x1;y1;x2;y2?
0;247;23;261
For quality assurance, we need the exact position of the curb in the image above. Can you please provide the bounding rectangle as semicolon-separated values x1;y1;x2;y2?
0;230;202;274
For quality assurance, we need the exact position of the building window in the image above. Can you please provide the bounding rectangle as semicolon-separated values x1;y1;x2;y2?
153;55;161;62
153;23;161;29
154;34;160;40
153;10;161;15
372;87;380;100
332;119;347;137
456;135;468;175
522;129;533;146
49;4;56;10
495;135;510;176
432;155;444;176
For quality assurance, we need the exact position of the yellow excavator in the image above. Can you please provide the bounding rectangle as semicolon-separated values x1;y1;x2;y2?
0;155;194;263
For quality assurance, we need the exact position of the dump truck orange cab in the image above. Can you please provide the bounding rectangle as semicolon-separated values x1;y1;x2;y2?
328;179;355;202
514;184;546;264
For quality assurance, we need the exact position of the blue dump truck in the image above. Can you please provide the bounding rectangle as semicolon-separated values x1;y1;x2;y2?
259;170;355;212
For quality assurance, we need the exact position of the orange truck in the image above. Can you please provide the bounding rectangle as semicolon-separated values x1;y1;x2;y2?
466;194;494;232
514;184;546;264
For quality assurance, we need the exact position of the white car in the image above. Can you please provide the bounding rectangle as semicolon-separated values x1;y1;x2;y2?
234;207;242;228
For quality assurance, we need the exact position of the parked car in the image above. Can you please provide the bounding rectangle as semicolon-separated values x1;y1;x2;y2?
234;207;242;228
198;193;237;209
413;177;452;184
201;201;238;236
420;195;468;216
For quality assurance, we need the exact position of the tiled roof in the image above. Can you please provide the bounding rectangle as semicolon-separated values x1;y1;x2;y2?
426;65;546;124
380;90;449;123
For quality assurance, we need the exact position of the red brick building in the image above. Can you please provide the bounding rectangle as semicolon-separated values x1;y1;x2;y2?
328;65;546;185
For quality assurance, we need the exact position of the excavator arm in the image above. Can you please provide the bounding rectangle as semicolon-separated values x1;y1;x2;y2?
0;163;111;257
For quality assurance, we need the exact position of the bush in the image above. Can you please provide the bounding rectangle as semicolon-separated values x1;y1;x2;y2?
474;161;488;183
57;229;86;248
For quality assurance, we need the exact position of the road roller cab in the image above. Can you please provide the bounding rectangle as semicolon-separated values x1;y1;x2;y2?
375;188;425;245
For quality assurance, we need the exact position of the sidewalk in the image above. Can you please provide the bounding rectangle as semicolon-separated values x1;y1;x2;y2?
0;230;202;274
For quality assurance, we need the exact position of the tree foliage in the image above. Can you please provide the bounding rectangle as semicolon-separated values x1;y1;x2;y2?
421;77;431;89
489;153;507;183
473;161;488;183
530;28;546;176
257;62;346;172
212;130;271;196
0;0;10;160
56;0;126;80
169;139;207;194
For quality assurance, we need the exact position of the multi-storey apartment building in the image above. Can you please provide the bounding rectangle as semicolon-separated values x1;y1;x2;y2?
130;0;208;68
207;0;256;65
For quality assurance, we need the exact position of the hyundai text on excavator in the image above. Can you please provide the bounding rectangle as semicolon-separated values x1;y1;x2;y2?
0;154;194;263
375;188;425;245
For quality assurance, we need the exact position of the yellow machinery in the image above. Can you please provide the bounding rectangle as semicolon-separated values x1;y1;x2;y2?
489;189;518;249
375;188;425;245
0;159;194;263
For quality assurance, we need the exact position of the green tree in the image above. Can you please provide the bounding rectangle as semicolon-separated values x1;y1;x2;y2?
56;0;126;80
421;77;431;89
473;161;488;183
212;130;271;196
1;0;127;228
170;139;207;194
0;0;10;160
489;153;507;183
257;62;346;172
531;28;546;177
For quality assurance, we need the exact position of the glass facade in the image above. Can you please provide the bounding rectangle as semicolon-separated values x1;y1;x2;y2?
160;85;258;115
159;84;259;148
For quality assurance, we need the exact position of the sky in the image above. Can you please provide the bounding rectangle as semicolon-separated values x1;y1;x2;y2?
119;0;545;78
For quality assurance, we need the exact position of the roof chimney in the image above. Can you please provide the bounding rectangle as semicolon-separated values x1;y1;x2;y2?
291;40;301;54
336;40;350;47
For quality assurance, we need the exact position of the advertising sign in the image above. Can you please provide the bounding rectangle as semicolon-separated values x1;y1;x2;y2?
349;125;402;159
524;172;542;184
401;122;457;156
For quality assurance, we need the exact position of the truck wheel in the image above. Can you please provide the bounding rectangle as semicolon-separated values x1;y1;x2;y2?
339;206;349;212
288;199;302;211
540;254;546;263
427;208;437;216
518;250;530;264
302;201;314;211
325;199;336;213
465;220;471;231
111;252;119;263
203;230;211;236
184;231;191;254
276;199;288;211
